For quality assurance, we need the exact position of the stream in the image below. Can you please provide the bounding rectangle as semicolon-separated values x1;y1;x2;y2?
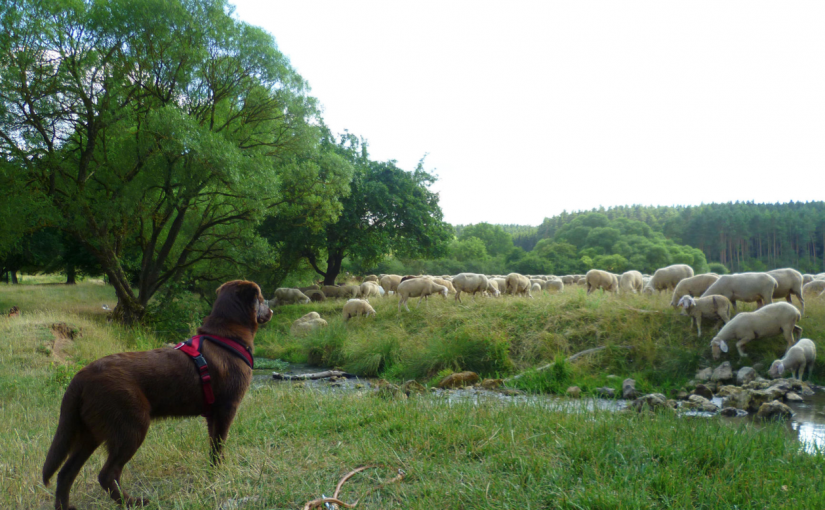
252;363;825;454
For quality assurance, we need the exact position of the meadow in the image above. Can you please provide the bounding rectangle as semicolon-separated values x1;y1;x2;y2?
1;281;824;509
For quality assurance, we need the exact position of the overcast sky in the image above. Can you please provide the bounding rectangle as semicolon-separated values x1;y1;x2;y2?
230;1;825;226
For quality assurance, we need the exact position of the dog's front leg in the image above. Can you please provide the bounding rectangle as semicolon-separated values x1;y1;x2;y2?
207;406;238;466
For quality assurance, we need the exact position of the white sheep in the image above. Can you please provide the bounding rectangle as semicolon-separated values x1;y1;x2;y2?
643;264;695;294
677;295;732;337
291;312;328;336
619;270;644;294
768;338;816;380
453;273;492;303
433;278;456;294
270;288;311;306
767;268;805;314
379;274;402;296
505;273;533;298
545;279;564;293
701;272;778;310
359;281;384;301
586;269;618;295
397;278;448;312
709;302;803;360
485;279;502;297
342;299;376;320
802;280;825;298
531;282;542;294
669;273;719;307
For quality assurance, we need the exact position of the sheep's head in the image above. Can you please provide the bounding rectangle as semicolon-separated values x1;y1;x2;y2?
768;360;785;379
677;295;695;311
439;286;448;298
710;338;728;360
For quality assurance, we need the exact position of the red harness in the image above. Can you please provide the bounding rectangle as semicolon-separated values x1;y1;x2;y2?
174;334;254;417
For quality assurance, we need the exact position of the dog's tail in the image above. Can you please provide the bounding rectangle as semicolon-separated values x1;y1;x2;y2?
42;384;82;486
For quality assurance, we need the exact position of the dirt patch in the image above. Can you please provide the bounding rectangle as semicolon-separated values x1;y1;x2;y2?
49;322;81;362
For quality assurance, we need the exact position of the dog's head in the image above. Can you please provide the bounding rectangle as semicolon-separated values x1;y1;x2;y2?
211;281;273;330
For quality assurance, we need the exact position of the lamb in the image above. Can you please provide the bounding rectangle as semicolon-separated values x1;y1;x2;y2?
379;275;402;296
677;295;732;337
397;278;449;311
619;270;644;294
505;273;533;297
709;302;803;360
452;273;492;303
643;264;694;294
768;338;816;380
359;281;385;301
701;272;778;310
767;268;805;314
545;279;564;293
269;288;310;306
290;312;328;336
342;299;377;320
802;280;825;297
669;274;720;307
531;282;542;294
530;279;546;290
586;269;618;295
485;279;502;297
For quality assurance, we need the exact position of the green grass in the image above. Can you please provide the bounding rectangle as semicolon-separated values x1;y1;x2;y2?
256;290;825;395
2;284;825;508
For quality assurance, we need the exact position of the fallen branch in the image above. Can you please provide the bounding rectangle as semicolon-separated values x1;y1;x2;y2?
302;465;406;510
272;370;356;381
506;345;634;381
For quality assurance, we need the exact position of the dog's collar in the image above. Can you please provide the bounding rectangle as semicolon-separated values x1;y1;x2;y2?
196;334;254;369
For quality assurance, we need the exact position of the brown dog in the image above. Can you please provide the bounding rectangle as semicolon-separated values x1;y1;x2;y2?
42;280;272;509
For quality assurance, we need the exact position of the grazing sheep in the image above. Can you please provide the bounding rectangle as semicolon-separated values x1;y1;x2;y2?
768;338;816;380
379;275;402;296
643;264;695;294
297;285;320;294
677;295;732;337
342;299;376;320
802;274;814;285
485;279;502;297
701;272;778;310
359;281;384;301
341;284;361;298
304;290;326;302
453;273;492;303
270;288;311;306
803;280;825;297
397;278;448;311
619;270;644;294
545;279;564;293
586;269;618;295
767;268;805;314
363;275;379;283
531;282;542;294
530;279;545;290
709;302;803;360
561;275;575;285
669;274;720;307
506;273;533;298
433;278;456;294
291;312;327;336
577;278;587;286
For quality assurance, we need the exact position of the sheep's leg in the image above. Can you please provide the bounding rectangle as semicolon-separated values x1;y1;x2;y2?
417;295;425;307
793;325;802;343
735;334;755;358
782;326;796;347
694;316;701;338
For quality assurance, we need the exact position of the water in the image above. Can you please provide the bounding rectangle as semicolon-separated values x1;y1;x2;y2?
252;361;825;453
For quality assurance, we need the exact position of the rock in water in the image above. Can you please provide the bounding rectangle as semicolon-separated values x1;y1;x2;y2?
784;391;804;402
711;362;733;383
737;366;756;385
622;378;638;399
595;387;616;399
692;384;714;400
437;372;480;389
695;367;713;382
481;378;503;390
756;400;793;421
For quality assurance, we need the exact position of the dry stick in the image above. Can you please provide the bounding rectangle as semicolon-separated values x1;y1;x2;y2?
272;370;356;381
506;345;634;381
301;466;406;510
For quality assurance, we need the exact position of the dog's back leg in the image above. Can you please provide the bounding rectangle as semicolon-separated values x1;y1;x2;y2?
54;431;100;510
97;406;151;506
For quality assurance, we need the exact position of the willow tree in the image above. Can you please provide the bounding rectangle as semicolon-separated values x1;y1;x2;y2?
0;0;351;323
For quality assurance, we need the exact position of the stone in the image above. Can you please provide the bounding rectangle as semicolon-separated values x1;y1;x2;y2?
373;379;403;398
744;379;773;390
737;367;757;385
481;378;503;390
768;381;793;396
716;385;742;398
692;384;714;400
688;394;719;413
498;389;524;397
675;390;690;401
437;371;480;389
695;367;713;382
784;391;804;402
401;380;426;395
595;387;616;399
566;386;582;399
627;393;676;413
801;386;816;397
622;378;638;399
755;400;794;421
606;374;620;380
711;362;734;383
720;407;746;417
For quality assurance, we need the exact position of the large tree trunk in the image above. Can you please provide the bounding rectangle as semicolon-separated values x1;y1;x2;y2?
323;252;344;285
10;270;18;284
65;264;77;285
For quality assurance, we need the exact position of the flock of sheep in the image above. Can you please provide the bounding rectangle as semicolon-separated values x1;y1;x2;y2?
271;265;825;381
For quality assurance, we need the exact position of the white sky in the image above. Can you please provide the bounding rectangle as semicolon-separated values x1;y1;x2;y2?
230;1;825;226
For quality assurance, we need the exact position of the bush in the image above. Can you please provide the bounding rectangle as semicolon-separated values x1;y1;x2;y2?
707;262;729;275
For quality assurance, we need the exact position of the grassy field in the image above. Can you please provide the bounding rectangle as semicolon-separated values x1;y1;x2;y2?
2;282;825;508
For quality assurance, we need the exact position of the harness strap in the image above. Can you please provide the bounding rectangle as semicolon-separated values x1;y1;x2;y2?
174;334;254;417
